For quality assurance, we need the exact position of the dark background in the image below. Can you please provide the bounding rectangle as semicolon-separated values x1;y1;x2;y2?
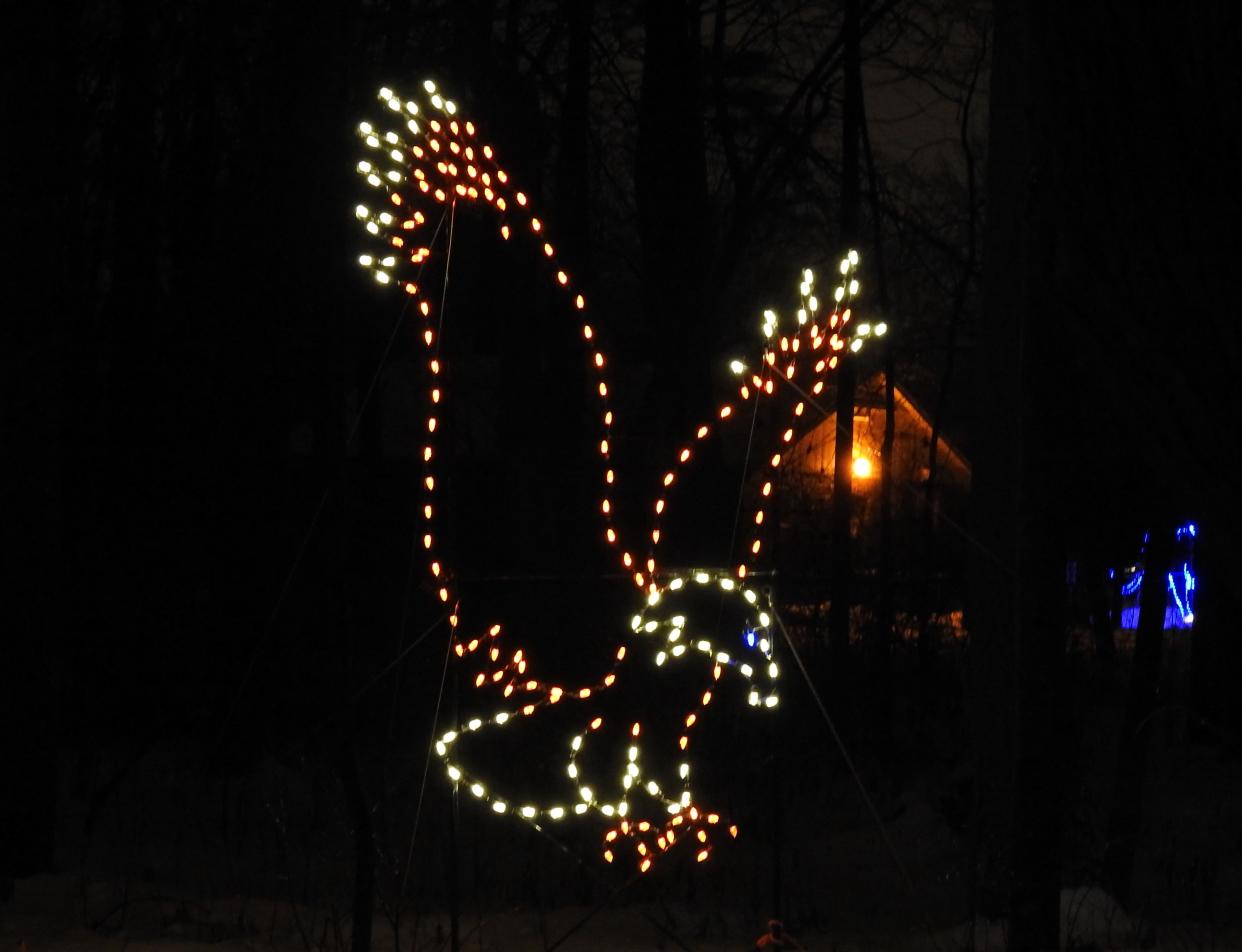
4;1;1242;950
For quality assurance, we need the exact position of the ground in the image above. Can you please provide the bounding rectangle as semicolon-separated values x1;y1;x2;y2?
6;874;1239;951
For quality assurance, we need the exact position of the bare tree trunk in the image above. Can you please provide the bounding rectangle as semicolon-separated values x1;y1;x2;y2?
1085;547;1117;679
636;0;708;446
0;0;79;887
338;741;377;952
918;33;982;675
556;0;593;277
967;0;1023;923
997;2;1070;945
1103;522;1173;906
1190;520;1241;740
1009;517;1068;952
861;107;894;738
828;0;862;681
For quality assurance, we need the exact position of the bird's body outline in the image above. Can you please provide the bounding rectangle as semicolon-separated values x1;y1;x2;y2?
353;81;869;871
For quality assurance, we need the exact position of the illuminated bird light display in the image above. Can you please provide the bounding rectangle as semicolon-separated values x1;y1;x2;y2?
352;82;880;872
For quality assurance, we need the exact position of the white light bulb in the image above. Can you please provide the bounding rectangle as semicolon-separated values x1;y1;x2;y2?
470;783;485;798
857;323;871;336
803;268;814;283
849;279;859;295
354;204;368;218
729;359;745;375
423;79;436;93
850;339;863;353
834;286;845;302
358;255;373;266
447;765;461;780
848;249;859;266
379;87;393;100
839;259;850;275
874;322;888;336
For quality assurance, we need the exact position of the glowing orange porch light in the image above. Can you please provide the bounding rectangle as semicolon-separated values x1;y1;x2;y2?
851;454;875;480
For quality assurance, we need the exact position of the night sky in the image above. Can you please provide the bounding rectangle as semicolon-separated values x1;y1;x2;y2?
4;2;1242;950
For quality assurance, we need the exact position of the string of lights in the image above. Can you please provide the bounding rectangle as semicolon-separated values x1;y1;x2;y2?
351;82;877;871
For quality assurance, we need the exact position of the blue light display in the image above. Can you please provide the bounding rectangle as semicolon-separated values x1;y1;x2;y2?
1116;522;1197;630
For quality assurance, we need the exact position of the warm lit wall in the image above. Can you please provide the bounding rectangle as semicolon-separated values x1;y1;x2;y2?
788;373;970;497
